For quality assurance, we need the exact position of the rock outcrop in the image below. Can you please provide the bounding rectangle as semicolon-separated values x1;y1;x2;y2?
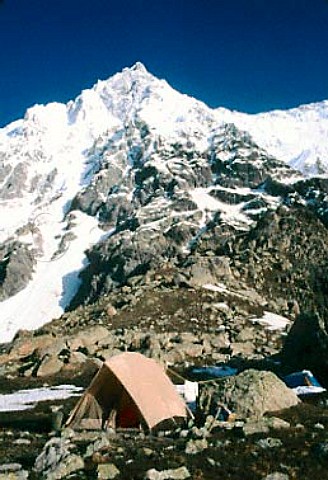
281;312;328;385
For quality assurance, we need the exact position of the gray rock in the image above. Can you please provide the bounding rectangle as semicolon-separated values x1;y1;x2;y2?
46;454;84;480
34;437;70;473
257;437;283;449
262;474;289;480
0;464;22;472
50;407;64;432
0;464;28;479
145;466;190;480
185;438;208;455
85;436;111;458
198;369;299;420
13;438;31;445
97;463;120;480
0;471;28;480
243;421;269;436
36;355;63;377
243;417;290;436
0;241;35;301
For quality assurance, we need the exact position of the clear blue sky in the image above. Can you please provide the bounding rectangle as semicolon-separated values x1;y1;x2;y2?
1;0;328;127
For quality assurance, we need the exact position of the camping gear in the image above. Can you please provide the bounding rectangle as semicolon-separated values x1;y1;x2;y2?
284;370;326;395
175;380;199;412
190;365;238;380
66;352;188;431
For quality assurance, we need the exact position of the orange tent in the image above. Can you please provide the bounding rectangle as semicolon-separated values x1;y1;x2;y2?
66;352;188;430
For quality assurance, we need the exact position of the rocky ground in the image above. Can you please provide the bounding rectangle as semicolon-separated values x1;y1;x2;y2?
0;283;327;479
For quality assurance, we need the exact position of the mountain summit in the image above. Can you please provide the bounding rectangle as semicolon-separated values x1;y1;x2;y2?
0;63;328;342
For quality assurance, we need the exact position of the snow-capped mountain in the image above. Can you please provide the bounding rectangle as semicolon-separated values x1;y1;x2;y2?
1;62;328;342
217;100;328;176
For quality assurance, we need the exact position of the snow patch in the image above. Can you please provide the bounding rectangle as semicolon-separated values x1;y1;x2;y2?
0;212;106;343
251;311;291;331
0;385;83;412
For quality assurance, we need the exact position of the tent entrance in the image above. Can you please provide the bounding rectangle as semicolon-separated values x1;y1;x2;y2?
67;386;142;430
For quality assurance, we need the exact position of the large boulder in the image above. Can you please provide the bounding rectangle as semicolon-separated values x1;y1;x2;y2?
34;437;84;479
198;369;299;420
281;312;328;386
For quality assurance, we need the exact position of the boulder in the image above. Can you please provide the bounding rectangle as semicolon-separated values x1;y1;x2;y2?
198;369;299;420
36;355;63;377
68;326;111;353
7;333;55;361
34;437;84;479
281;312;328;386
36;338;68;359
97;463;120;480
46;454;84;480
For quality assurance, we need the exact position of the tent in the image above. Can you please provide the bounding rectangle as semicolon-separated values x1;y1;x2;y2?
284;369;326;396
66;352;188;431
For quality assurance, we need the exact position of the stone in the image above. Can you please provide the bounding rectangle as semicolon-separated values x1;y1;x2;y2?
243;421;270;436
50;407;64;432
198;369;299;420
36;355;63;377
0;463;28;480
7;333;54;361
145;466;191;480
243;417;290;436
13;438;31;445
68;351;88;365
36;338;67;359
106;304;117;317
97;463;120;479
257;437;283;449
0;472;28;480
314;422;325;430
143;447;154;456
46;454;84;480
267;417;290;430
230;341;255;356
85;436;111;458
185;438;208;455
0;464;23;473
34;437;70;473
235;327;256;342
262;474;289;480
68;326;111;353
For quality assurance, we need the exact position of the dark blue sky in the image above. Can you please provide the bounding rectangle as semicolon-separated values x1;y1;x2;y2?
1;0;328;127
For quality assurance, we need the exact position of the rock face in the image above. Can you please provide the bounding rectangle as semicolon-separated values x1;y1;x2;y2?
198;369;300;420
0;240;35;301
282;312;328;385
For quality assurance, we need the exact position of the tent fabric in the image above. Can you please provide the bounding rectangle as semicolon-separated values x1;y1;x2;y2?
66;352;187;430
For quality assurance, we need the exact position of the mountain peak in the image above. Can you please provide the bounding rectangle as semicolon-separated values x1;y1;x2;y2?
127;61;149;74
